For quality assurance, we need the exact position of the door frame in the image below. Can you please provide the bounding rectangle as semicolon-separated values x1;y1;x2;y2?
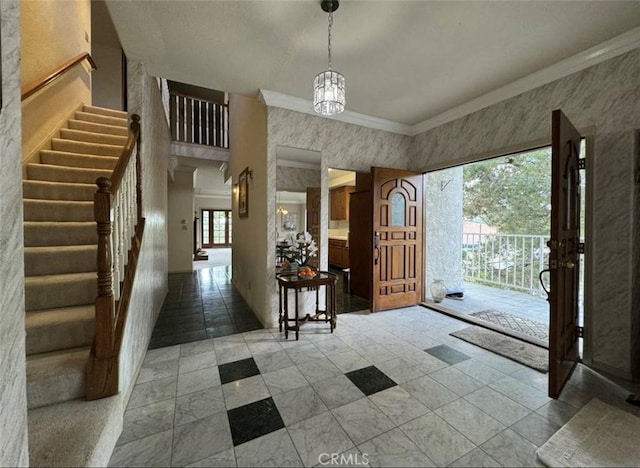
201;208;232;248
418;130;594;367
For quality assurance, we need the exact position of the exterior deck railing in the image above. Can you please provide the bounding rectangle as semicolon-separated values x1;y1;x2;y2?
462;232;549;296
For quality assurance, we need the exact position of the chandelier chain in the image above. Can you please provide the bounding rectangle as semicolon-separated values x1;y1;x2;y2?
328;10;333;70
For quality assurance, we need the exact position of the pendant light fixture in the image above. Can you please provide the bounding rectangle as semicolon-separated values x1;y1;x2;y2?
313;0;345;116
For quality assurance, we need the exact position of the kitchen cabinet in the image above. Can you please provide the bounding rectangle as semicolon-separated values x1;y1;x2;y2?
330;186;356;220
328;238;349;268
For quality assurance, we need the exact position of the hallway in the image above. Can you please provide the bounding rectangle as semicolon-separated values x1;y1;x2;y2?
110;305;639;467
148;266;262;349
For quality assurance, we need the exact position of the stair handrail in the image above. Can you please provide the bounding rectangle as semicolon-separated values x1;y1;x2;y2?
21;52;97;101
87;114;145;400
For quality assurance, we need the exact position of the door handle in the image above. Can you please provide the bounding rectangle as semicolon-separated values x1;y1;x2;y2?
374;231;380;265
539;269;551;301
562;261;576;269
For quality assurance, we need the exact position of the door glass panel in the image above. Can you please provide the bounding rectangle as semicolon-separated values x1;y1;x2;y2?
213;211;225;245
228;215;233;243
202;211;210;245
390;192;405;227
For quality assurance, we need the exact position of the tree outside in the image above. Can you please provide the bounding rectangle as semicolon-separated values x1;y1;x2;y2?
463;147;551;236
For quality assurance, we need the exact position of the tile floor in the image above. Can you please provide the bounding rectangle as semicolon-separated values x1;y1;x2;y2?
148;267;263;349
109;304;640;467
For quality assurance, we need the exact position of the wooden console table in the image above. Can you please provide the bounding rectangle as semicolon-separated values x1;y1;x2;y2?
276;271;337;340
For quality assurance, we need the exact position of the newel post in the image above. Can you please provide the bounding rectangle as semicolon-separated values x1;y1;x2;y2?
94;176;115;357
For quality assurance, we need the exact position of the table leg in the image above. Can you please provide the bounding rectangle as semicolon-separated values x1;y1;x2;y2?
284;286;289;339
278;284;283;332
294;288;299;340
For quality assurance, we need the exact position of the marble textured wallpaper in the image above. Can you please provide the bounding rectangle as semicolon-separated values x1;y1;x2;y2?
119;60;170;398
276;166;320;192
0;1;29;465
412;49;640;378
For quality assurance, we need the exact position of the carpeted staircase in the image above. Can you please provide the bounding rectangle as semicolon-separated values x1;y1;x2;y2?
24;105;127;409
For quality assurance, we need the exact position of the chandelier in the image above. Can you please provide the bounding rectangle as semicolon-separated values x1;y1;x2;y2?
313;0;345;116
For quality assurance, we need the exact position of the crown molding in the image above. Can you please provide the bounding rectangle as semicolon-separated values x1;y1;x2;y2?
412;26;640;135
260;27;640;137
259;89;413;136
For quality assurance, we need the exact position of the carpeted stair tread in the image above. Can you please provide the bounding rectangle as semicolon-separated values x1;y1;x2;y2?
24;221;97;246
28;395;123;467
24;199;93;222
26;306;95;355
59;128;128;147
75;111;127;127
25;272;96;311
83;104;128;119
25;245;97;276
23;180;95;201
26;347;90;409
27;163;112;184
40;150;118;170
51;138;123;157
68;119;128;137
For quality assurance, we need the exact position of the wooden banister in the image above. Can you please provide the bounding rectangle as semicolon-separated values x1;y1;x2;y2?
87;114;145;400
21;52;97;101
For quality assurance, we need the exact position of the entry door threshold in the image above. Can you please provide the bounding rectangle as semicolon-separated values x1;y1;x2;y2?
419;302;549;350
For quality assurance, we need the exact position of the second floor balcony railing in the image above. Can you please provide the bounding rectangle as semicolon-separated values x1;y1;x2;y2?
462;232;549;296
169;92;229;149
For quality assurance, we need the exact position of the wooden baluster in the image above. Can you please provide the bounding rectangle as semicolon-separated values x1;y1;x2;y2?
200;99;207;145
207;101;214;147
170;94;177;140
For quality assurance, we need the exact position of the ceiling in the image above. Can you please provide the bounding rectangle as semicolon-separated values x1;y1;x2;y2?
105;1;640;126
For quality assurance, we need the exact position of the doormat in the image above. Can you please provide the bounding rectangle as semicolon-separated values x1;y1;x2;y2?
450;326;548;373
537;398;640;467
470;309;549;342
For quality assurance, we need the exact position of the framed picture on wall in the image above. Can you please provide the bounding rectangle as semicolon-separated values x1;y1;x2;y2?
283;213;297;231
239;167;249;218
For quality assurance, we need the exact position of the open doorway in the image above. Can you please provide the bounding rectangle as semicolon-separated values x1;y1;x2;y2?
424;143;586;348
328;168;370;313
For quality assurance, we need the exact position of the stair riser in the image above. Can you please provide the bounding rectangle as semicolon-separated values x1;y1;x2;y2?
60;128;128;147
24;223;97;247
68;119;128;137
24;201;93;222
75;111;127;128
26;317;94;355
40;151;118;170
26;349;88;409
25;247;97;276
28;164;111;184
52;139;122;157
25;277;96;311
23;181;95;201
83;105;128;119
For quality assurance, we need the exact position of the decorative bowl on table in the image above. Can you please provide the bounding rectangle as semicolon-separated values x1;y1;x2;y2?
297;266;317;279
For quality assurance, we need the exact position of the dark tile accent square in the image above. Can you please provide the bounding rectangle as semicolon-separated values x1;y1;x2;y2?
218;357;260;384
227;397;285;446
424;344;471;365
345;365;396;396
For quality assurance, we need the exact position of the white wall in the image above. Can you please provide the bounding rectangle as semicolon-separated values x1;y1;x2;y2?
91;0;124;110
229;94;268;325
424;167;464;297
168;168;196;272
412;49;640;379
0;1;29;464
21;0;92;162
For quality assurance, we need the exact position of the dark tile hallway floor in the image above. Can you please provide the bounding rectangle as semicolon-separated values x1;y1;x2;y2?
330;267;370;314
148;266;263;349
